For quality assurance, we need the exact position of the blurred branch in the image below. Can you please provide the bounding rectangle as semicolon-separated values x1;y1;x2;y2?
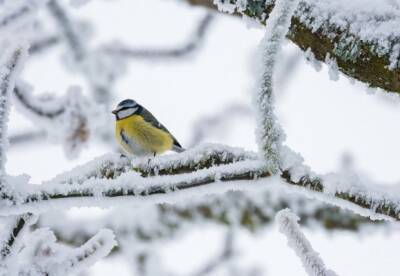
8;130;46;147
193;228;235;276
38;189;378;250
0;2;46;32
47;0;86;61
14;84;65;119
103;13;214;59
276;209;337;276
47;0;112;105
189;103;252;147
29;35;60;55
186;0;400;94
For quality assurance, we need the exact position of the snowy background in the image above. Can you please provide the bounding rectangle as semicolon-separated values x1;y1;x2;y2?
5;0;400;275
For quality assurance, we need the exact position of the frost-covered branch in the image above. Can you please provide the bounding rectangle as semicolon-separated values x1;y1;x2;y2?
1;226;117;275
187;0;400;94
276;209;337;276
51;229;117;275
254;0;298;173
103;13;214;60
0;214;34;260
0;144;399;222
0;46;28;201
0;47;28;177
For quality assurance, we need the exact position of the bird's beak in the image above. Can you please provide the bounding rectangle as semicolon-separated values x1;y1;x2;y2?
111;110;118;115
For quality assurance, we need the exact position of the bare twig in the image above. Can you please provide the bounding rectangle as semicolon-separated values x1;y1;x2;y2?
8;130;46;147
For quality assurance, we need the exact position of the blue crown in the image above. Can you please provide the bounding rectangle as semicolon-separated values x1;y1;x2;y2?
117;99;138;109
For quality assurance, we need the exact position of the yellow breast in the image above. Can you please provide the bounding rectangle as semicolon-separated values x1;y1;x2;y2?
115;115;174;155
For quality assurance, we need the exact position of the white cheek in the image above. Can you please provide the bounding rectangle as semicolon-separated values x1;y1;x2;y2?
118;107;138;119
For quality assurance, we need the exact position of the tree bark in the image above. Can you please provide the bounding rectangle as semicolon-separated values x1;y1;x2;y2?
187;0;400;94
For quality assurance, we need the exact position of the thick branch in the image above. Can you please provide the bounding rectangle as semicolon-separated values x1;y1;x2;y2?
187;0;400;94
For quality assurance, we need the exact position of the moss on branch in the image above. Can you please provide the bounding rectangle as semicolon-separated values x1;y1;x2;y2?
187;0;400;93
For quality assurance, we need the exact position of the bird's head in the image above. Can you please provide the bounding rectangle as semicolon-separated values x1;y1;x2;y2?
112;99;141;120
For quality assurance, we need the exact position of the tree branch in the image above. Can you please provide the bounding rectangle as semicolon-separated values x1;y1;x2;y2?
13;84;65;119
276;209;337;276
253;0;297;173
0;214;34;260
186;0;400;94
47;0;112;105
8;130;46;147
102;13;214;60
0;145;398;223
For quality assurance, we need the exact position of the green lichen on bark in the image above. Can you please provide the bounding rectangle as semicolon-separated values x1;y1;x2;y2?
187;0;400;93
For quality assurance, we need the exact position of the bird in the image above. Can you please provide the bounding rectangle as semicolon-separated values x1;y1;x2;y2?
112;99;185;157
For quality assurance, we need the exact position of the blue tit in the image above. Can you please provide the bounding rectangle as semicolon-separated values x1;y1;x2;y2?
112;99;185;156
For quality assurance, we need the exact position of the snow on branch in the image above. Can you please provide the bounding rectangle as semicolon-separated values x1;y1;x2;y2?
51;229;117;275
0;46;28;201
1;227;117;275
254;0;298;173
276;209;337;276
0;46;28;175
187;0;400;94
0;214;34;260
0;144;398;223
102;13;214;60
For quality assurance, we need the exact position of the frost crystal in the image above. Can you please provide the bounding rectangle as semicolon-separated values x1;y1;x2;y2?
325;54;339;81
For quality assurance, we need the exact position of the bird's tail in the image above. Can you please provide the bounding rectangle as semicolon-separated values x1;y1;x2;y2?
172;145;185;153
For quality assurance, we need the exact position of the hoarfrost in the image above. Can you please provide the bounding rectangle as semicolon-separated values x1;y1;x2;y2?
254;0;299;173
276;209;337;276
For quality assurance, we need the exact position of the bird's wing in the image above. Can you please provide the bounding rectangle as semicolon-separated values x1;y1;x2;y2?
139;107;184;149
